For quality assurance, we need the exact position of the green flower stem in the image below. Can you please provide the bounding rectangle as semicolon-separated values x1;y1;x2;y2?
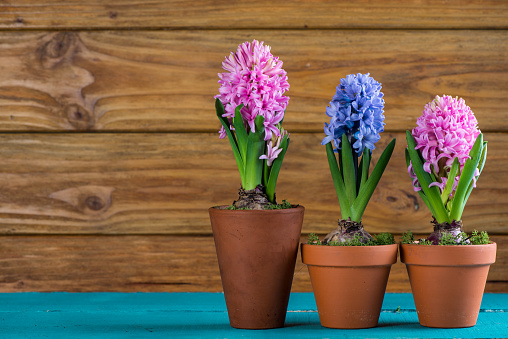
449;133;484;221
243;115;266;190
341;134;357;207
441;157;459;206
359;147;371;192
326;142;352;219
406;131;450;224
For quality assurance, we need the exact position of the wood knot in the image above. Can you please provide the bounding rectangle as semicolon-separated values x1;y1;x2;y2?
40;32;76;69
109;11;118;19
49;186;115;216
85;196;105;211
65;104;94;130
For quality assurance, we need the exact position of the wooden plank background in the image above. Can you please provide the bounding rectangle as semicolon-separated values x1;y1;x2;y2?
0;0;507;292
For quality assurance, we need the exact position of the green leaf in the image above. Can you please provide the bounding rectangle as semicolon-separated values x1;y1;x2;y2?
215;98;245;185
326;142;351;219
232;104;248;166
351;138;396;222
265;135;289;203
449;134;484;221
457;139;487;219
243;115;266;190
404;148;411;168
441;157;460;205
406;131;450;223
341;134;357;206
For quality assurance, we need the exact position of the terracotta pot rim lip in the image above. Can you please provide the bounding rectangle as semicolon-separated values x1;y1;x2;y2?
400;242;497;265
400;242;496;248
301;243;398;248
209;205;304;213
301;243;398;266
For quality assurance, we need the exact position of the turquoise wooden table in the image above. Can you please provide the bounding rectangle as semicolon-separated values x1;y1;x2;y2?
0;293;506;338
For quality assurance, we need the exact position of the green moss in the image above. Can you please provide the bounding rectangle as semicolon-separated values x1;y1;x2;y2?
438;232;468;245
401;229;491;245
311;232;395;247
400;231;415;244
469;230;490;245
225;199;293;210
329;233;374;246
307;233;322;245
265;199;293;210
374;232;396;245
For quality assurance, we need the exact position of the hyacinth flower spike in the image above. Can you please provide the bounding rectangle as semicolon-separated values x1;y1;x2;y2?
215;40;290;209
405;95;487;244
322;73;396;244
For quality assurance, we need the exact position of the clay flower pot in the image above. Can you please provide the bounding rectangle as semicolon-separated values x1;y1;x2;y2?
301;243;398;329
400;243;497;328
209;205;304;329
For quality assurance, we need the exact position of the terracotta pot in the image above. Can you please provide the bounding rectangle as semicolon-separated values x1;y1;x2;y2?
301;243;398;329
400;243;497;328
209;205;304;329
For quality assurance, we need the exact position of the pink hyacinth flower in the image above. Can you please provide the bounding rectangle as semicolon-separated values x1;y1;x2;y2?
215;40;289;137
408;95;481;196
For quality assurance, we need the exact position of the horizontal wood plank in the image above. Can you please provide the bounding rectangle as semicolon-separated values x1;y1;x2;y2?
0;132;505;235
1;1;507;30
0;235;506;292
0;30;506;132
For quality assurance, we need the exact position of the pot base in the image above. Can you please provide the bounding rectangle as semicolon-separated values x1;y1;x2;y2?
210;206;304;329
302;243;398;329
401;243;497;328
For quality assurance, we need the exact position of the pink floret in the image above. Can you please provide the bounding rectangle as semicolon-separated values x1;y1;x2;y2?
215;40;289;136
409;95;481;195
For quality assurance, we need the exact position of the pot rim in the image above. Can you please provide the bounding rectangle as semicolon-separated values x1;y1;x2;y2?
209;205;304;215
301;243;398;267
400;242;497;266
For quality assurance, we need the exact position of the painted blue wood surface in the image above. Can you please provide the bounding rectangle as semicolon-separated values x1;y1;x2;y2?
0;293;506;338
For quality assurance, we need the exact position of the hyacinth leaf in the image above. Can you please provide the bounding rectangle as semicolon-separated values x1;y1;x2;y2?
417;190;437;218
215;99;245;183
404;148;411;168
463;141;487;207
341;134;357;205
326;142;352;219
351;138;396;222
406;131;450;223
265;135;289;203
244;115;266;190
337;149;344;181
450;135;485;221
441;157;460;205
449;133;483;221
232;104;248;166
359;147;371;192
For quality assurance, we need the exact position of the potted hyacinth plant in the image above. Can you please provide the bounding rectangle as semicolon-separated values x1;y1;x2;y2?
401;95;497;328
208;40;304;330
301;73;398;329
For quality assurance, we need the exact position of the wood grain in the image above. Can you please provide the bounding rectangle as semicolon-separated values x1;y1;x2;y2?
0;235;506;292
1;1;507;30
0;30;506;132
0;132;505;235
